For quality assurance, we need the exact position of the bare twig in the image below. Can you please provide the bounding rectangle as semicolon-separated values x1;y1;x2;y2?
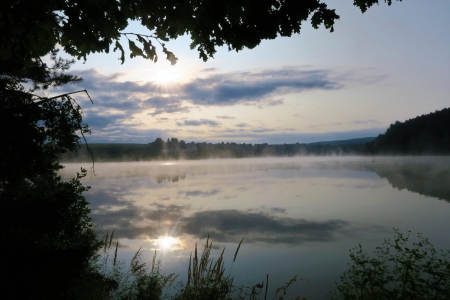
265;274;269;300
32;89;93;104
64;93;96;175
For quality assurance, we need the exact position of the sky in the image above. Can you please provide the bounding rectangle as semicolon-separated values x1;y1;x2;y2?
55;0;450;144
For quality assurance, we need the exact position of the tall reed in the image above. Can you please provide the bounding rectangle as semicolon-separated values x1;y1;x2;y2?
81;232;305;300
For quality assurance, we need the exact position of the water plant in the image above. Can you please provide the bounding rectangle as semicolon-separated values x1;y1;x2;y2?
328;229;450;299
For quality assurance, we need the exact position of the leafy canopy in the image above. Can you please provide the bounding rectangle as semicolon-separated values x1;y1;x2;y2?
1;0;401;75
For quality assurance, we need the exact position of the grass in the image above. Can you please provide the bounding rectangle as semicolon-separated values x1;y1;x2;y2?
76;229;449;300
85;233;306;300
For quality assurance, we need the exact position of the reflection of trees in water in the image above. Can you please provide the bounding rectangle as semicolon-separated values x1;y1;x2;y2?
365;164;450;203
315;159;450;203
146;158;450;203
311;158;450;203
156;173;186;183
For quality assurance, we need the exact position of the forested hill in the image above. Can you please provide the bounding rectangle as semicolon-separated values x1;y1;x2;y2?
365;108;450;154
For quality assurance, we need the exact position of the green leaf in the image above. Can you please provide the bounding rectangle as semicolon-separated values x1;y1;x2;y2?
141;38;157;62
113;41;125;64
128;40;145;59
162;45;178;66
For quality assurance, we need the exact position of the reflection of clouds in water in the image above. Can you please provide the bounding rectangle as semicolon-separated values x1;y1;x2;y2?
89;190;191;239
88;189;353;245
181;210;349;244
218;195;237;200
331;182;387;190
236;186;251;191
86;189;127;209
77;157;450;246
178;189;221;198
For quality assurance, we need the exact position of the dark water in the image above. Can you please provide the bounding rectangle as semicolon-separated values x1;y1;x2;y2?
61;156;450;299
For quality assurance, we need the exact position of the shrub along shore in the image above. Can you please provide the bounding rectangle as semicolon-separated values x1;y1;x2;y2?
70;229;449;300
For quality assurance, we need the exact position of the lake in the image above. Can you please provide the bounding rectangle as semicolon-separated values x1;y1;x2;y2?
60;156;450;299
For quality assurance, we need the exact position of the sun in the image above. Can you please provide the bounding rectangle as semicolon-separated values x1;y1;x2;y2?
152;69;182;85
157;236;177;250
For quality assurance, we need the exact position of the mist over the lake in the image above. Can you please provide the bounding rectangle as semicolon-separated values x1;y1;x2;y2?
60;156;450;299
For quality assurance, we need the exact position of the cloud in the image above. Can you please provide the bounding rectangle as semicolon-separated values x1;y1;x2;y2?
268;207;287;215
144;96;190;116
84;127;169;143
176;119;221;127
252;128;274;133
64;66;342;116
353;119;382;125
265;99;284;106
235;123;250;128
53;67;380;142
190;127;385;144
83;113;125;129
180;68;341;106
310;119;383;129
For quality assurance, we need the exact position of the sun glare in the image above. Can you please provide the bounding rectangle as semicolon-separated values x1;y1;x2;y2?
157;236;177;250
152;69;182;85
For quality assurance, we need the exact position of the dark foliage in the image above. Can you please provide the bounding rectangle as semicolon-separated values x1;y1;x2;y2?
0;53;101;299
329;229;450;299
1;0;401;71
366;108;450;154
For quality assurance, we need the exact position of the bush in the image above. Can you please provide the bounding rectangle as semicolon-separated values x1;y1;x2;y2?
329;229;450;299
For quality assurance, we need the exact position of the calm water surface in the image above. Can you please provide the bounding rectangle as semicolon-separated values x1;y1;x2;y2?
61;156;450;299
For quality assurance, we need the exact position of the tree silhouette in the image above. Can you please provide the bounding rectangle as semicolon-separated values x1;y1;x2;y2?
366;108;450;154
1;0;401;73
0;52;100;298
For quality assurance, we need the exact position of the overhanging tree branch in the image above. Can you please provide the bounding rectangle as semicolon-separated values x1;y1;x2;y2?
33;89;93;105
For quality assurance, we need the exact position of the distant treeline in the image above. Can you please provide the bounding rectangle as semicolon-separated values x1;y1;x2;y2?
61;137;373;162
365;107;450;154
61;108;450;162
